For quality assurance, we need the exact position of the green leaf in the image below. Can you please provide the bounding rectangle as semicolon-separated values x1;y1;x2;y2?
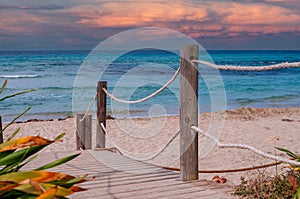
0;88;38;102
49;175;87;188
2;107;31;133
54;133;66;141
0;162;22;175
0;79;8;94
8;155;38;173
0;181;18;196
15;194;37;199
5;128;21;142
35;153;80;171
64;175;87;185
0;189;26;198
0;171;73;184
15;183;72;197
0;150;15;160
0;145;46;166
276;147;299;160
1;187;39;198
295;187;300;199
0;150;38;174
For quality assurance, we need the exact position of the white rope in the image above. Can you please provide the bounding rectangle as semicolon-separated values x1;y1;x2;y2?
80;93;97;122
191;126;300;166
192;60;300;71
100;122;108;135
100;122;179;161
102;66;180;104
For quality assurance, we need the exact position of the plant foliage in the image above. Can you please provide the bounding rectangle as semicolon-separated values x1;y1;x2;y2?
0;80;87;198
234;147;300;199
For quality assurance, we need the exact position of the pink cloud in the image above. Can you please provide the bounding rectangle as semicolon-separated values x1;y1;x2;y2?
72;1;208;27
265;0;298;2
0;0;300;42
222;3;300;25
228;25;300;35
69;1;300;39
0;12;49;34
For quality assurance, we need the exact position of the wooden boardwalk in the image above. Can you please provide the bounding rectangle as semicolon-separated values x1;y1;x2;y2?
27;150;234;198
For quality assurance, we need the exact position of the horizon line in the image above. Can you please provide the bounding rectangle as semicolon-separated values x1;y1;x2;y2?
1;49;300;52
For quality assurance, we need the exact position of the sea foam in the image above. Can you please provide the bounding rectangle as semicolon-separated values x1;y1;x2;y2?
0;74;40;79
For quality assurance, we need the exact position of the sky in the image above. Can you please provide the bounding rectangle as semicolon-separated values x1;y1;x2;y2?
0;0;300;50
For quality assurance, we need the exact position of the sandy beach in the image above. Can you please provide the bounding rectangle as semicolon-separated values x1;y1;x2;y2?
4;107;300;186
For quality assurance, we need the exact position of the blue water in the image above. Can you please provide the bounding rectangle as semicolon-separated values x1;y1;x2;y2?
1;50;300;122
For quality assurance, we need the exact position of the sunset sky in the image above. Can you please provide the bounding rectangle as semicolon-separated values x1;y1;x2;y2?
1;0;300;50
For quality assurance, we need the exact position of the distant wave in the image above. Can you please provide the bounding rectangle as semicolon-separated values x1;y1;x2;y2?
0;74;41;79
41;87;73;91
236;94;300;105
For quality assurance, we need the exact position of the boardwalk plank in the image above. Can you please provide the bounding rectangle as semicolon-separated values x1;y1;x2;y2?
25;150;234;198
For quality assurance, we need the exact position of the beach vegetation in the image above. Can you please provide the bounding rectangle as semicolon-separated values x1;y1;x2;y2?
0;80;88;198
234;147;300;198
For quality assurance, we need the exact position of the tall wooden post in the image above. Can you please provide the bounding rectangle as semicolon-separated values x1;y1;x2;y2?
0;116;3;144
76;113;85;150
180;45;199;181
84;114;92;149
96;81;107;148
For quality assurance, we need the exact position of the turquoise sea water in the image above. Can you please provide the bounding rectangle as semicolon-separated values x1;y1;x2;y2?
1;50;300;122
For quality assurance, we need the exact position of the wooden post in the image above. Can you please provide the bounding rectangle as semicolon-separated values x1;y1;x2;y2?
96;81;107;148
0;116;3;144
180;45;199;181
76;113;85;150
84;114;92;149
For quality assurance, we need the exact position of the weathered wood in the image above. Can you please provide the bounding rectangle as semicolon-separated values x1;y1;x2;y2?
84;114;92;149
96;81;107;148
179;45;199;181
76;113;85;150
0;116;3;144
24;151;233;199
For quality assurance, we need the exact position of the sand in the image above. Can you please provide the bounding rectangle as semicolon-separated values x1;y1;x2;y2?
4;107;300;185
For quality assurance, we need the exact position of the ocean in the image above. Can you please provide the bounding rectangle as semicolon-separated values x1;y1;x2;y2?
1;50;300;122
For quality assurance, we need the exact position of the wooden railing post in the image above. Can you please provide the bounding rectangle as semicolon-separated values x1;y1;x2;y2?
96;81;107;148
76;113;92;150
76;113;85;150
180;45;199;181
0;116;3;144
84;114;92;149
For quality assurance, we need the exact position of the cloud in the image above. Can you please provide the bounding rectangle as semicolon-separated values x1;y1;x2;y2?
0;0;299;49
0;4;64;10
221;3;300;25
265;0;297;2
177;1;300;39
0;12;49;34
71;1;208;27
66;0;300;40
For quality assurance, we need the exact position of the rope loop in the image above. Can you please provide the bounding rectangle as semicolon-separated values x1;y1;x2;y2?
100;122;179;161
191;126;300;166
103;66;180;104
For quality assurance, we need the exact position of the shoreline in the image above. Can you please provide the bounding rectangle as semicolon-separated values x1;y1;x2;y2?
3;105;300;123
3;106;300;185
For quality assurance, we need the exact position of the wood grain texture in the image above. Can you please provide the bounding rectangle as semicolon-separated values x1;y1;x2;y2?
24;151;233;199
76;113;85;150
96;81;107;148
84;114;92;149
180;45;199;181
